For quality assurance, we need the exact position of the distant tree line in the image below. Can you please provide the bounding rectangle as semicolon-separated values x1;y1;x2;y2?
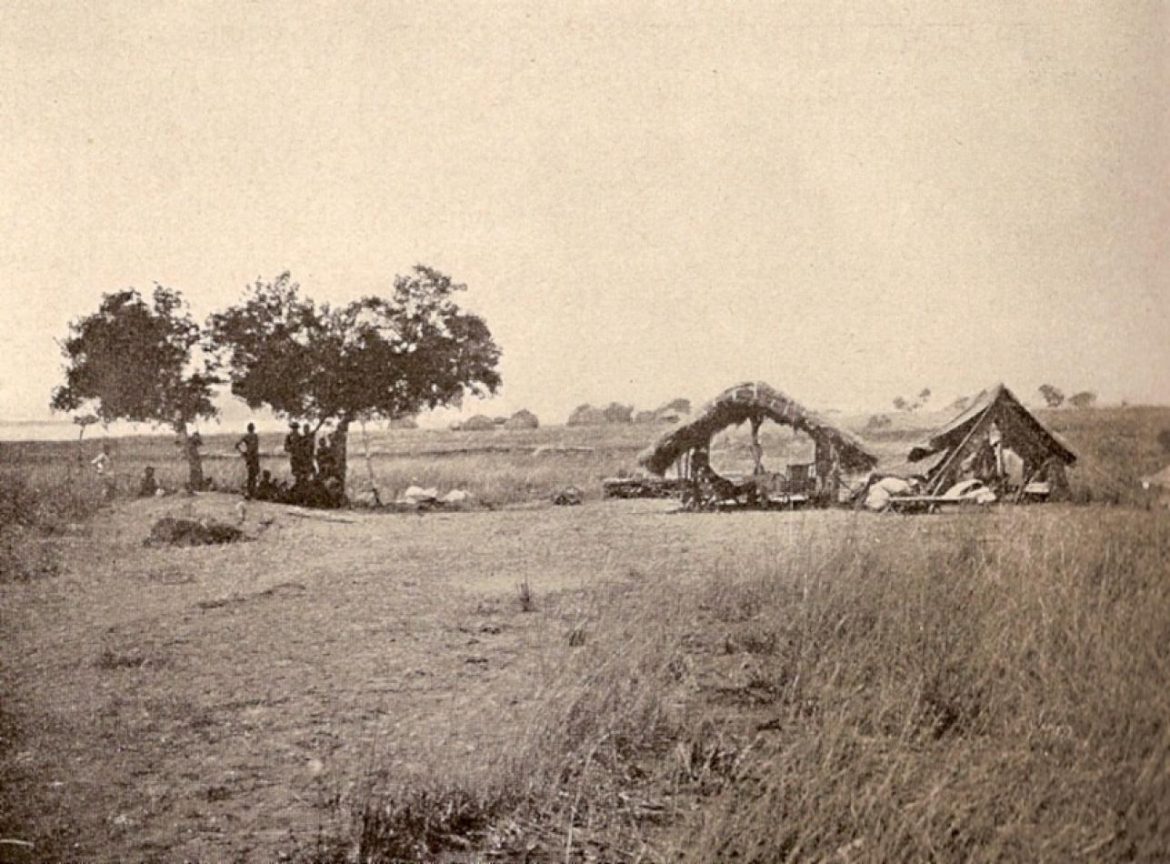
1038;384;1097;409
567;398;691;427
884;384;1100;414
891;387;933;413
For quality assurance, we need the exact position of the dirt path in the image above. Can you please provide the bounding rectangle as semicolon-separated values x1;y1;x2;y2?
0;494;861;862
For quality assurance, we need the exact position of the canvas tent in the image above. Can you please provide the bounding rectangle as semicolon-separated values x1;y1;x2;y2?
637;381;878;505
907;383;1075;498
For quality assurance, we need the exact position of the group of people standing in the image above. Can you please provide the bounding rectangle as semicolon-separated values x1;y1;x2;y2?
282;422;343;488
233;420;345;506
84;421;346;508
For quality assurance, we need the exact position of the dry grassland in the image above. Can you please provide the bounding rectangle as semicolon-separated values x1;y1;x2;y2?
1;410;1169;862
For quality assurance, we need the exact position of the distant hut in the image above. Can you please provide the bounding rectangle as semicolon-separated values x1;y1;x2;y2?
461;414;496;432
567;404;607;426
505;409;540;430
637;381;877;505
907;383;1076;499
655;398;692;422
603;403;634;424
654;407;689;424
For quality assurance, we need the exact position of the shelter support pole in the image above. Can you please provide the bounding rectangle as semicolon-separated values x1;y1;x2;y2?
927;408;994;495
750;413;764;476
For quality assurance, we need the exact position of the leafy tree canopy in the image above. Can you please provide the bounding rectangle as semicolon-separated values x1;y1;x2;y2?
208;266;502;428
51;286;217;431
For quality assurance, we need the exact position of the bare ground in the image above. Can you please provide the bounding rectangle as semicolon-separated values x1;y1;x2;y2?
1;493;860;862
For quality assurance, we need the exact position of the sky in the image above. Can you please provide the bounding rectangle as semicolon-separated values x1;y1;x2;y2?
2;0;1167;430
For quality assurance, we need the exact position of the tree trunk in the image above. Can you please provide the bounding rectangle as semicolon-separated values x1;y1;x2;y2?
359;419;382;506
749;414;764;475
334;418;350;499
74;424;86;475
175;421;204;493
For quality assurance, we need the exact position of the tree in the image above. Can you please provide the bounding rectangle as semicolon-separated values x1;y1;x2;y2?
51;286;218;490
1068;391;1097;409
208;266;501;500
1038;384;1065;408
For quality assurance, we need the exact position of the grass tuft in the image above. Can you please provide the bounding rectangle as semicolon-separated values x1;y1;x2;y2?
516;578;535;613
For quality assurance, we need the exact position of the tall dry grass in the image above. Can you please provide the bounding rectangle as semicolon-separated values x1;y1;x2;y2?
1;426;649;508
0;465;103;582
353;508;1170;863
7;405;1169;507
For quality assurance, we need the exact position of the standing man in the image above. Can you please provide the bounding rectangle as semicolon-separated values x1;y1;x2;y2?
235;422;261;499
185;430;205;493
91;443;116;500
300;422;316;479
316;432;335;481
284;421;303;484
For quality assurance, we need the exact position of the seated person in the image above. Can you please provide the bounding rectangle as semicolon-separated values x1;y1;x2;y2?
138;466;159;498
254;469;279;501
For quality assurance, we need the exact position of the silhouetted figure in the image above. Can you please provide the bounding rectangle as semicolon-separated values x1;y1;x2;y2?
300;423;316;478
284;421;306;485
138;466;158;498
184;431;205;492
235;422;261;499
317;433;336;480
255;469;278;501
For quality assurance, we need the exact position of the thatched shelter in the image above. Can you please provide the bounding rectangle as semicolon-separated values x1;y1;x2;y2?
908;383;1075;497
567;404;607;426
461;414;496;432
637;381;877;504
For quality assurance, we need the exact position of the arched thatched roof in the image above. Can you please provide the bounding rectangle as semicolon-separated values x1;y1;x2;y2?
637;381;878;476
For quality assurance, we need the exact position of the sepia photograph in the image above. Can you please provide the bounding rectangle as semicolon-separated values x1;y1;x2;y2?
1;2;1168;861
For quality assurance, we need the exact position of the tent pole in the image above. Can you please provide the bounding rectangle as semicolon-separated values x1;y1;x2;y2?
927;409;994;495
